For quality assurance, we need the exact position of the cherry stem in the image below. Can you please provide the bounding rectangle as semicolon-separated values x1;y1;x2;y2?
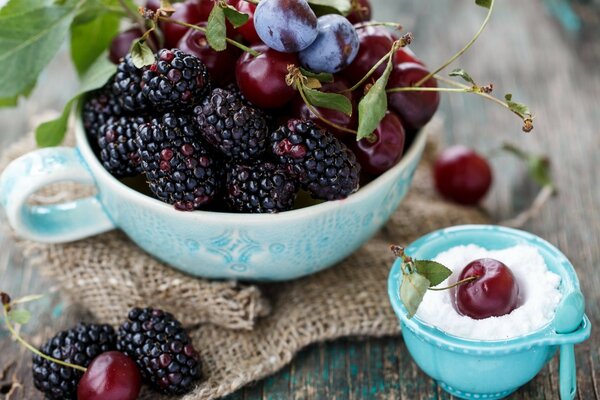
298;83;358;135
500;184;555;228
391;245;416;275
1;304;87;373
428;276;478;291
415;0;495;87
119;0;147;32
158;16;261;57
354;21;403;31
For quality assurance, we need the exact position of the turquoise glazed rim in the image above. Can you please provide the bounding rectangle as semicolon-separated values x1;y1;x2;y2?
387;225;591;399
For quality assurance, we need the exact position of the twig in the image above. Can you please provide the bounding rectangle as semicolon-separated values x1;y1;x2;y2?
500;185;556;228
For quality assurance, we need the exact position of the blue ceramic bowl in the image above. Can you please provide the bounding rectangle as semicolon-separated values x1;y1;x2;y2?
0;116;429;281
388;225;591;399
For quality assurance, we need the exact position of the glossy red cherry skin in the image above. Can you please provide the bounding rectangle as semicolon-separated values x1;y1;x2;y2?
433;145;492;205
236;45;298;109
342;26;396;84
162;0;207;48
290;79;357;138
109;29;144;64
395;47;424;66
348;111;405;175
178;23;241;85
455;258;520;319
387;62;440;131
233;0;261;43
347;0;372;24
77;351;141;400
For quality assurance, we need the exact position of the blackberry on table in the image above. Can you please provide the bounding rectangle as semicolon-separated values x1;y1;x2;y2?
193;87;268;161
142;49;211;111
112;54;150;113
117;307;201;395
137;113;221;211
32;323;117;400
97;116;146;178
82;89;122;139
226;161;299;213
269;119;361;200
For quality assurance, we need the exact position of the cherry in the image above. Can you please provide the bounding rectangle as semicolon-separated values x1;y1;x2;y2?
455;258;520;319
395;47;424;66
348;111;406;175
109;29;144;64
146;0;160;11
236;45;298;109
290;78;357;138
433;145;492;205
178;23;241;85
347;0;372;24
233;0;261;44
162;0;206;48
342;26;397;84
387;62;440;131
77;351;141;400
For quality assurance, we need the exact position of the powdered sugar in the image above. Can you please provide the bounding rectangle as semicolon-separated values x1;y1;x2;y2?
415;244;562;340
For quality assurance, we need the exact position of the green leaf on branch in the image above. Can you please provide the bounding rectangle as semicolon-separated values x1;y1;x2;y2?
449;68;476;86
475;0;492;9
504;94;531;116
70;12;120;76
300;68;334;83
222;4;249;28
302;87;353;116
130;40;155;68
400;272;430;318
308;0;352;15
414;260;452;287
356;50;394;140
207;5;227;51
7;309;31;325
0;0;78;101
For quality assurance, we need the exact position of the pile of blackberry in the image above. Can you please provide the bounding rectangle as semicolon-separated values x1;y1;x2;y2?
84;47;361;213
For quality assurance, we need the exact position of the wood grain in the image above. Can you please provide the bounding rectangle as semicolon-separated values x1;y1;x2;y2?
2;0;600;398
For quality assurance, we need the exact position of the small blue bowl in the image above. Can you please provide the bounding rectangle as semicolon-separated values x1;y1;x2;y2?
388;225;591;399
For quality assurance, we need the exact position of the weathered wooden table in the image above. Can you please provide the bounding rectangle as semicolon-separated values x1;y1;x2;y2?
2;0;600;398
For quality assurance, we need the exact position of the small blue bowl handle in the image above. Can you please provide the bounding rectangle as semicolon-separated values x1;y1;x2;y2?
0;147;115;243
560;344;576;400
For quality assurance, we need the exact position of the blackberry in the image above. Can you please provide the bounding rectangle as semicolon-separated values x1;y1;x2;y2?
32;323;117;400
82;89;122;139
137;113;221;211
270;119;361;200
193;87;268;161
112;54;150;113
97;116;146;177
142;49;211;111
226;161;299;213
117;307;200;395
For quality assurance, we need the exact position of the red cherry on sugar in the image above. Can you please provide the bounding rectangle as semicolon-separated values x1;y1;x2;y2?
434;145;493;205
348;111;406;175
291;79;357;138
343;26;397;84
387;62;440;131
455;258;520;319
236;45;298;109
178;24;242;85
347;0;372;24
233;0;261;44
77;351;141;400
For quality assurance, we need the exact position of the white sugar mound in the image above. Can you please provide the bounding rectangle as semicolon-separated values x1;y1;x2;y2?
415;245;562;341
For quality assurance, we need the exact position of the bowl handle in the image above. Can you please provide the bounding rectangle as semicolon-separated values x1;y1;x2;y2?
560;344;576;400
0;147;115;243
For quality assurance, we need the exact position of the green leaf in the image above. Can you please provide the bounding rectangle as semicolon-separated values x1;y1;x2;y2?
70;12;120;76
0;0;54;17
0;1;78;100
130;39;156;68
414;260;452;287
222;4;249;28
12;294;44;305
207;5;227;51
449;68;476;86
308;0;351;15
400;272;430;318
528;157;553;187
504;94;531;116
475;0;492;9
7;309;31;325
300;67;334;83
356;51;394;140
303;87;353;116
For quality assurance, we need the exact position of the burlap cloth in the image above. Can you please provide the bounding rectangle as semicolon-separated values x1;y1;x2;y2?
0;119;488;399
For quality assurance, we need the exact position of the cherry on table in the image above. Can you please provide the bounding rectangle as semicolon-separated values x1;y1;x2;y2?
77;351;141;400
455;258;520;319
433;145;493;205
